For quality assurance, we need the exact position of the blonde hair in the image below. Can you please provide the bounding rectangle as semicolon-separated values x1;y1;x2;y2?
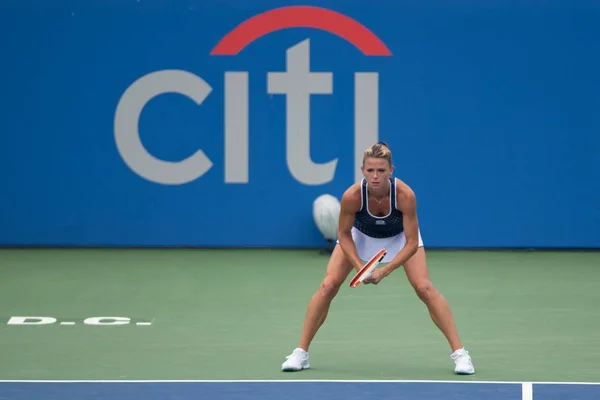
362;141;392;167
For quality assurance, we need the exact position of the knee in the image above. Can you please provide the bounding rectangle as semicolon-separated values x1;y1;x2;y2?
413;281;437;303
318;278;342;299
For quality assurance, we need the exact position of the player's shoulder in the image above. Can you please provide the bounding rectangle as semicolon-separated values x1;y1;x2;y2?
340;180;363;210
394;178;416;206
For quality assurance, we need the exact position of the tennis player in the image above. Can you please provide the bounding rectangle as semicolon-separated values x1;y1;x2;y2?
281;142;475;375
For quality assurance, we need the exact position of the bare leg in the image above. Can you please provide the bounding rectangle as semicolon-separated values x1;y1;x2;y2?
298;244;354;351
403;247;463;352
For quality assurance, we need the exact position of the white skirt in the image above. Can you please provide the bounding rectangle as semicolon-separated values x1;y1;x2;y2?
339;227;424;263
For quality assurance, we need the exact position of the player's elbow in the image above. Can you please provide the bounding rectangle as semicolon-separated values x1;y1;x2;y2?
406;238;419;255
337;229;352;242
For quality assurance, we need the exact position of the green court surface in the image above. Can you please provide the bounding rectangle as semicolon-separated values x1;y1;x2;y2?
1;248;599;383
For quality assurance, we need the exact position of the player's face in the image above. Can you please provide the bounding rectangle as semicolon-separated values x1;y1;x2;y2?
361;157;393;190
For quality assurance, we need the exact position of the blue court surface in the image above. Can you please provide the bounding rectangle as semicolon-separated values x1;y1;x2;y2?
1;380;600;400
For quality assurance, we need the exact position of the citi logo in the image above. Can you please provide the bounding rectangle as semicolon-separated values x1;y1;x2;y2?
114;6;392;186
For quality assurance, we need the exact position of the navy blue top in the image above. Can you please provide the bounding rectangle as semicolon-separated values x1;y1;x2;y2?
353;178;404;238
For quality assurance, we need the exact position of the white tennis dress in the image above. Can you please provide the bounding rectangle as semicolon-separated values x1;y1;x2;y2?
340;177;423;263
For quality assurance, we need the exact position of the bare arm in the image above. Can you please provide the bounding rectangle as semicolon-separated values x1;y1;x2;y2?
337;188;364;272
381;185;420;275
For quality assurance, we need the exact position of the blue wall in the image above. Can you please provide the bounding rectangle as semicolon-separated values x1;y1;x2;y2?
1;0;599;248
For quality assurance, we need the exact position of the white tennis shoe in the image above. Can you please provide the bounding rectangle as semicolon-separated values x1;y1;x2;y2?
451;348;475;375
281;346;473;374
281;348;310;371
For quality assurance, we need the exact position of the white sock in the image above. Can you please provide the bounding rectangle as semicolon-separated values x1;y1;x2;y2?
452;348;466;357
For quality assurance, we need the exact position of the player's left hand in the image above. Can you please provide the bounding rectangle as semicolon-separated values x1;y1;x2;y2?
362;268;388;285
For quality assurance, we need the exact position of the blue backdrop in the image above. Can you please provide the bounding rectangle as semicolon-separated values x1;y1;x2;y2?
1;0;599;248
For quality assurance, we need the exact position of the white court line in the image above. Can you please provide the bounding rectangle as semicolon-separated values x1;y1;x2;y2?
0;379;599;385
522;382;533;400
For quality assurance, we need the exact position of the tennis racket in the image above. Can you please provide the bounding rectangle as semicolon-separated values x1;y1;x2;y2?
349;248;387;288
